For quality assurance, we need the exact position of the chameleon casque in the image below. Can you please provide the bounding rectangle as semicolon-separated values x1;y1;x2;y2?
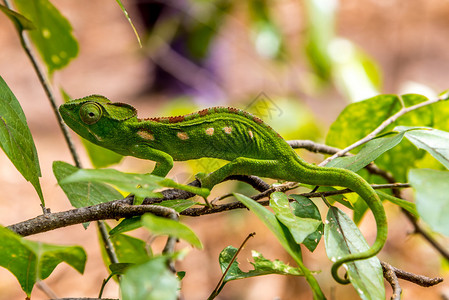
59;95;387;284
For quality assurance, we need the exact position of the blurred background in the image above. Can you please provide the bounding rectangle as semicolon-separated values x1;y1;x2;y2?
1;0;449;299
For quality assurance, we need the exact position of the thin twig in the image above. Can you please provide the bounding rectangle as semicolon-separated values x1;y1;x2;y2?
288;140;341;155
161;210;180;273
288;140;397;183
402;209;449;261
225;175;271;192
208;232;256;300
8;200;177;236
381;261;443;288
319;94;449;166
381;262;402;300
97;221;119;265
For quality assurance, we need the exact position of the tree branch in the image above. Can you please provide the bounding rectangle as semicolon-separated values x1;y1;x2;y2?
7;182;409;236
381;261;443;288
288;140;397;184
402;210;449;261
381;261;402;300
8;199;177;237
319;93;449;166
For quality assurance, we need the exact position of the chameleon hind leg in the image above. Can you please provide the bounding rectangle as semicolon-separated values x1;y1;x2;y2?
198;157;279;191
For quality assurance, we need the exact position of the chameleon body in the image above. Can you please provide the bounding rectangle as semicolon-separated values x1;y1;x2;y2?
59;95;387;283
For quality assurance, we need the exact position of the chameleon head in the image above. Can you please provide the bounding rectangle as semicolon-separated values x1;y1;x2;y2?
59;95;137;145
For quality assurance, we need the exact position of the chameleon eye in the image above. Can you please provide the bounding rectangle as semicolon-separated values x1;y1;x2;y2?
79;102;102;125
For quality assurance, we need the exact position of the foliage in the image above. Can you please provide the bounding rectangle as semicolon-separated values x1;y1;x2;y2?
0;75;43;204
0;226;86;296
325;207;385;300
0;0;448;299
14;0;78;74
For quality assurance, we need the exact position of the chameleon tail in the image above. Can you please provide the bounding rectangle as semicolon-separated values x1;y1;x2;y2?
292;159;388;284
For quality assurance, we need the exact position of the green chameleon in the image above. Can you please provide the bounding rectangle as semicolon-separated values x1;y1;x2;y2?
59;95;387;284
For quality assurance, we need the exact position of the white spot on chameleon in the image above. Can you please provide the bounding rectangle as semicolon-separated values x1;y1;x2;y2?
248;130;254;139
223;126;232;134
177;132;189;140
205;127;214;136
137;129;155;141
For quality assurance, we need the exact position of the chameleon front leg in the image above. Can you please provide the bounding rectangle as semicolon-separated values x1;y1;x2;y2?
131;144;174;177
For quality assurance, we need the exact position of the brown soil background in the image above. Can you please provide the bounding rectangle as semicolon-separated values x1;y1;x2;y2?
1;0;449;299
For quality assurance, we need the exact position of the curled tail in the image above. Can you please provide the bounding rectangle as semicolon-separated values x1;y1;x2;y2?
329;171;387;284
292;158;388;284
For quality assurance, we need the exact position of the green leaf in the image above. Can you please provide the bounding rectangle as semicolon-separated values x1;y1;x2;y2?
0;76;43;204
109;216;143;236
110;262;133;275
0;226;86;296
141;214;202;249
314;186;353;209
396;126;449;170
409;169;449;236
177;271;186;280
61;167;210;199
22;240;86;280
234;193;325;299
326;131;406;172
109;199;197;236
326;94;433;181
157;199;197;212
376;190;418;218
53;161;123;208
100;222;150;266
115;0;141;47
120;257;179;300
219;246;304;283
269;192;321;244
324;207;384;300
0;4;35;31
290;195;323;252
14;0;78;74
